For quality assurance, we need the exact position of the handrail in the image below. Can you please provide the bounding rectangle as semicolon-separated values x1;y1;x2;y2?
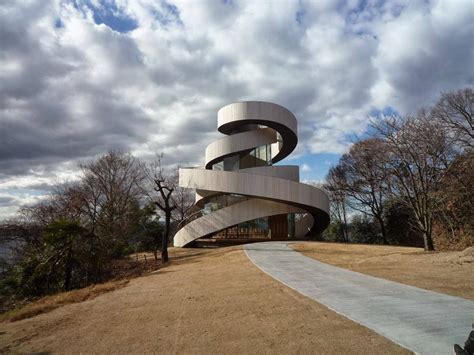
176;209;204;230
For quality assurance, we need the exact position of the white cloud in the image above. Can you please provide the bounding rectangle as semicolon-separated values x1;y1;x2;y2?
301;164;312;173
0;0;472;218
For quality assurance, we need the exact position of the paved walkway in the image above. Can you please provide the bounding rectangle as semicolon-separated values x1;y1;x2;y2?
245;242;474;355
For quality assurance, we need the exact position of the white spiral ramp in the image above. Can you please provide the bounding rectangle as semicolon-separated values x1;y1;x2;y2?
174;101;330;247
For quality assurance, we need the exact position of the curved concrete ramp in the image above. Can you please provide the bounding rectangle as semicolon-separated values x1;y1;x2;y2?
245;242;474;355
174;101;330;247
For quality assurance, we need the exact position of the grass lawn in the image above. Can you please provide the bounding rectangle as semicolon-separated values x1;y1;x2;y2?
0;246;409;354
291;242;474;300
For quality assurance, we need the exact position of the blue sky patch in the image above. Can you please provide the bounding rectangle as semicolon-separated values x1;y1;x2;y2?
54;18;64;28
369;106;400;119
296;7;305;25
152;1;182;27
279;152;341;182
83;0;138;33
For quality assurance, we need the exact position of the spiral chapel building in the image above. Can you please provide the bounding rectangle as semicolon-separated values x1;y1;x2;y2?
174;101;330;247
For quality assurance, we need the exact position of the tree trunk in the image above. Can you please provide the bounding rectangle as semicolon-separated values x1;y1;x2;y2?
422;231;434;251
161;211;171;262
86;233;94;284
377;216;388;244
64;250;72;291
342;203;349;242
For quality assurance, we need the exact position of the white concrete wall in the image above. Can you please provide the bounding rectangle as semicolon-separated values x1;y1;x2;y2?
174;101;330;247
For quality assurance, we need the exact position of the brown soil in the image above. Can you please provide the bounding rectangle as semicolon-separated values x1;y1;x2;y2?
0;246;410;354
291;242;474;300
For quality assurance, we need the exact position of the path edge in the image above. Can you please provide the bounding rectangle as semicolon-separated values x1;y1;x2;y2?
243;242;417;355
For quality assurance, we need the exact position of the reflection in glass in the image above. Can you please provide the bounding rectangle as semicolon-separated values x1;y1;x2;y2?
211;143;272;171
212;213;297;240
203;194;247;215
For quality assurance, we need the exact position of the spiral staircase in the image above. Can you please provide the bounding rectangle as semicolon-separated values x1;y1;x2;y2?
174;101;330;247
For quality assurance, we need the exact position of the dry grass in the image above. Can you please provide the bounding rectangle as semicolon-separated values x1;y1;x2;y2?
0;246;410;354
1;255;160;323
291;242;474;300
0;280;130;323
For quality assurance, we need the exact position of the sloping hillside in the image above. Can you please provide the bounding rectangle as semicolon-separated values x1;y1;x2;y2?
0;246;409;354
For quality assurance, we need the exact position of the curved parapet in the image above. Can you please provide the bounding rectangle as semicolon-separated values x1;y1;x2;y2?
174;101;330;247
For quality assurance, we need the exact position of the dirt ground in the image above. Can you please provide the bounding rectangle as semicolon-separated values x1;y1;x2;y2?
0;246;410;354
292;242;474;300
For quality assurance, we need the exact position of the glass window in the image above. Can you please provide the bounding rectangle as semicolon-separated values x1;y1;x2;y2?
223;155;240;171
212;161;223;171
211;213;300;241
211;143;273;172
288;213;295;238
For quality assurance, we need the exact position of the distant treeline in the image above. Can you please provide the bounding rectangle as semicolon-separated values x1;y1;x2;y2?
0;152;193;307
322;87;473;251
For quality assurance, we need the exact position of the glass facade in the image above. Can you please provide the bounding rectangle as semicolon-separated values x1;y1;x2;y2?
288;213;295;237
207;140;297;241
203;194;248;214
212;161;224;171
212;144;272;171
212;213;296;240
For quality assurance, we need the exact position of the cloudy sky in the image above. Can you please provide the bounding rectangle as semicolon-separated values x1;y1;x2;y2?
0;0;473;219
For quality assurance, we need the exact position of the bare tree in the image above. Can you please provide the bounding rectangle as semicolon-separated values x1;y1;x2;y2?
13;183;85;231
372;112;453;251
75;174;102;236
338;138;391;244
433;151;474;249
142;155;176;263
324;166;350;242
171;173;195;225
0;217;43;262
432;87;473;150
79;150;144;245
